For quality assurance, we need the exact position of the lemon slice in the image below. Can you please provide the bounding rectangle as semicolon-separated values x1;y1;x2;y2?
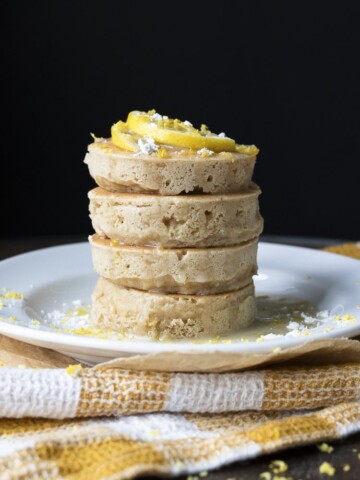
111;121;140;152
126;110;236;152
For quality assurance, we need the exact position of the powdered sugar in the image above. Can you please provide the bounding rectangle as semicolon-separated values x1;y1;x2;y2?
197;148;214;157
138;137;159;155
150;112;168;122
43;301;91;331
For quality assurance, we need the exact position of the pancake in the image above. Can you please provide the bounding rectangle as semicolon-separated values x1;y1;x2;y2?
91;277;256;340
88;185;263;248
84;140;257;195
89;234;258;295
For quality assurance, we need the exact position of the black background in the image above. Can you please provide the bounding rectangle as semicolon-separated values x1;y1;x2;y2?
1;1;359;240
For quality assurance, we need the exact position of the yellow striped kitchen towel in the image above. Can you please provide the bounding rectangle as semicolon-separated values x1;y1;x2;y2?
1;364;360;477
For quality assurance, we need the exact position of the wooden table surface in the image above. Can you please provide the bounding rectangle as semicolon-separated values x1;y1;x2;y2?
1;235;359;479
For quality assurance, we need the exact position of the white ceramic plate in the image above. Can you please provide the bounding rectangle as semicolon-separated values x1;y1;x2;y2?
0;242;359;365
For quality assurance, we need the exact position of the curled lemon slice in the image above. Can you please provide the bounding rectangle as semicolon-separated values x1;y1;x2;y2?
126;110;236;152
111;120;140;152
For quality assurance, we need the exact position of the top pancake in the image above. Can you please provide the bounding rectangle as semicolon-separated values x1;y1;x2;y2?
84;139;257;195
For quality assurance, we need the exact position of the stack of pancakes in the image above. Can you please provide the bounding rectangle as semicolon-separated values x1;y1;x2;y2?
85;125;263;341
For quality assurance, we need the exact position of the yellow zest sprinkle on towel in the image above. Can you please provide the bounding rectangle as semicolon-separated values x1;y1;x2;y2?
65;364;82;376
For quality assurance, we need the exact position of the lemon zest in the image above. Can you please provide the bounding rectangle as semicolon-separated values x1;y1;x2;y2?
317;443;334;453
207;336;221;344
90;133;104;143
157;147;169;158
4;290;24;300
319;462;335;476
236;144;260;155
66;364;82;376
259;473;271;480
270;460;288;474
